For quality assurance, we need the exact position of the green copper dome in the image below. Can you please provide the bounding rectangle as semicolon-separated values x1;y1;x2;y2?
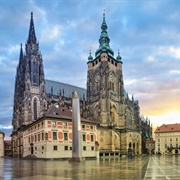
116;50;122;62
88;50;93;62
95;12;114;57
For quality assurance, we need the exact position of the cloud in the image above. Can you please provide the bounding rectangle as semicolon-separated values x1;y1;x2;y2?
150;111;180;128
40;25;61;42
0;0;180;139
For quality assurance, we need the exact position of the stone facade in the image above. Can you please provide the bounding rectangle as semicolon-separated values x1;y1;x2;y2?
12;12;47;132
146;138;155;154
4;140;12;157
86;13;142;155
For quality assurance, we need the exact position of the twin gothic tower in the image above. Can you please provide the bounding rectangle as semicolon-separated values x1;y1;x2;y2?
12;12;47;131
87;13;124;127
12;12;142;135
87;13;141;131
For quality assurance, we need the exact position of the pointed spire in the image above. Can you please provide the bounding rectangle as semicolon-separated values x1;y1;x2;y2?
132;95;134;102
27;12;37;44
101;9;107;31
95;11;114;57
51;86;53;95
19;43;23;64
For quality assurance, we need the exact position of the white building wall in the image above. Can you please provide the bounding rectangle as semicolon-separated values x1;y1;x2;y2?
155;132;180;155
23;119;97;159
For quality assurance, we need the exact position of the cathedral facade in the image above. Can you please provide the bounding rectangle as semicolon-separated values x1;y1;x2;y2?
11;12;153;158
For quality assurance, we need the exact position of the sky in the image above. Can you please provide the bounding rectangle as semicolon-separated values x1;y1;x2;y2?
0;0;180;140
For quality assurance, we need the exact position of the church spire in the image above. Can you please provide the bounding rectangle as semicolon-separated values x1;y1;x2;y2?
95;11;114;57
19;43;23;64
27;12;37;44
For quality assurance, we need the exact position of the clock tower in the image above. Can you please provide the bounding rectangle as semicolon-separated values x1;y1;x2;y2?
87;13;125;127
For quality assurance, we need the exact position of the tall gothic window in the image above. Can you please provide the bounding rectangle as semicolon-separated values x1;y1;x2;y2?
34;99;37;120
33;62;37;85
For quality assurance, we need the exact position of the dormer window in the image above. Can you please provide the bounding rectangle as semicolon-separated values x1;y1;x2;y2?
53;112;58;115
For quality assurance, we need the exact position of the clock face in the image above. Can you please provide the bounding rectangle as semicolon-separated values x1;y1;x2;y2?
95;75;100;82
109;74;114;82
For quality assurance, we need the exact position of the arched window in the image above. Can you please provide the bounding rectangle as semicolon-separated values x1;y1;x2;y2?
33;62;37;85
33;99;37;120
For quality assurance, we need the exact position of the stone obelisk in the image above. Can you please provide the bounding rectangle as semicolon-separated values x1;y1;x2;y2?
71;91;83;162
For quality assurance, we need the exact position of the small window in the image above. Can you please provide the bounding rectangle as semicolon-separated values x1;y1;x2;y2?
83;134;86;141
63;122;67;126
35;135;37;142
64;133;68;140
91;146;94;151
35;147;37;150
42;146;44;150
115;63;117;66
83;146;86;151
91;135;94;142
53;132;57;140
42;133;44;141
52;121;56;126
82;125;85;129
90;126;93;129
70;147;72;151
54;146;58;151
38;134;40;141
45;133;48;140
64;146;68;151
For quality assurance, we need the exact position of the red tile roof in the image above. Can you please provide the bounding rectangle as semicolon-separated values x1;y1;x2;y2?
154;123;180;133
45;105;96;124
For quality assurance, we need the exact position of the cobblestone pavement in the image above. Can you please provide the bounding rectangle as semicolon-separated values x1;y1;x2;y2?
144;155;180;180
0;155;180;180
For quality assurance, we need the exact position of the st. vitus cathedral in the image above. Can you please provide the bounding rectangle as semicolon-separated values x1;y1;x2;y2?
12;12;153;157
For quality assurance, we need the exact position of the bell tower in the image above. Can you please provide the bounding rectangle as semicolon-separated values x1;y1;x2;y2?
87;13;125;127
12;12;47;131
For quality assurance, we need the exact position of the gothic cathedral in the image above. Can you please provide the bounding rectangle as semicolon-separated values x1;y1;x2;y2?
11;12;153;157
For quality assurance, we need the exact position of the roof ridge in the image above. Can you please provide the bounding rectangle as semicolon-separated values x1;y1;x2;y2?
45;79;86;90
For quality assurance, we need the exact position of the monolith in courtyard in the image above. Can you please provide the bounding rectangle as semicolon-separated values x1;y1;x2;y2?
71;91;83;161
